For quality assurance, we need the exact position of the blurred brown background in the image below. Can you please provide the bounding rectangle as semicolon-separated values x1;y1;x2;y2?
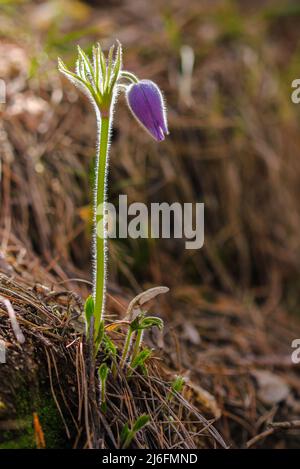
1;0;300;448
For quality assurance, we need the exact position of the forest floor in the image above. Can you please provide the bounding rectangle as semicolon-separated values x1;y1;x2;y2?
1;0;300;449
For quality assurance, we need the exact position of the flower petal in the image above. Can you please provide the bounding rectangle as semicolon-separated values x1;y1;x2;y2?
126;80;168;141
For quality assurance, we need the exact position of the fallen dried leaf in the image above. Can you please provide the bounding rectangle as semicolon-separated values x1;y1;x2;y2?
252;370;290;405
186;379;221;419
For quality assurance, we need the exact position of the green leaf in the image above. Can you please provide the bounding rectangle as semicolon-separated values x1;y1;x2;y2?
94;319;105;355
132;414;150;433
103;334;117;358
131;348;152;370
99;44;107;85
120;423;130;444
109;40;122;92
139;316;164;331
92;45;100;90
171;376;185;394
129;315;143;332
130;314;164;332
167;375;185;401
98;363;109;382
92;43;106;93
105;43;115;90
77;45;95;85
121;415;150;448
101;401;107;413
58;56;98;104
84;295;94;325
139;363;148;376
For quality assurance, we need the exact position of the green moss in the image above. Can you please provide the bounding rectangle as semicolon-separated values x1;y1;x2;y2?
0;414;34;449
214;1;245;42
15;386;32;416
0;432;35;449
264;4;300;20
0;386;70;448
38;395;68;448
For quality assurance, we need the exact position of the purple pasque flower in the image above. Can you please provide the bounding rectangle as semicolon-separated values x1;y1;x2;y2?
126;79;168;141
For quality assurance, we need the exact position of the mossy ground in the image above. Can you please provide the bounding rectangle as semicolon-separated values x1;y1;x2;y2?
0;387;70;449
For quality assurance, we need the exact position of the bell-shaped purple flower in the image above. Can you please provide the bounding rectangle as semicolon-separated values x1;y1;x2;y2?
126;80;168;141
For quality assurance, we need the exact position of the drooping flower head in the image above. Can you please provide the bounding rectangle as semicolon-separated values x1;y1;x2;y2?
126;79;169;142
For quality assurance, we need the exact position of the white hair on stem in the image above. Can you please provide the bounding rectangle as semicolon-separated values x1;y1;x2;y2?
91;86;120;321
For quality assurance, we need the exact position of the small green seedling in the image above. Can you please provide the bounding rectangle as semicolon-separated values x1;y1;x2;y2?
102;333;118;378
121;314;164;368
127;347;152;377
167;375;185;402
98;363;110;413
94;320;105;357
121;414;150;449
84;295;94;337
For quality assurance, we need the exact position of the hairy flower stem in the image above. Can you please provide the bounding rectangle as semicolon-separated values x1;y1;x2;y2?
120;71;139;83
94;116;110;338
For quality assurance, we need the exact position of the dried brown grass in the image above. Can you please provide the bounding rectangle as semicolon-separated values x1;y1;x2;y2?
1;0;300;448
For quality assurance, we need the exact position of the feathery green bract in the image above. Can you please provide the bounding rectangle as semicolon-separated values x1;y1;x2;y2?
58;41;122;114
